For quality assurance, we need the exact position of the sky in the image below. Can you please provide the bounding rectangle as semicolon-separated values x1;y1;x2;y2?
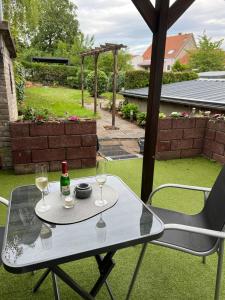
74;0;225;55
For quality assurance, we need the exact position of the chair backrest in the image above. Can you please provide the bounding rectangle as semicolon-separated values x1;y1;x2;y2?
203;165;225;232
0;196;9;207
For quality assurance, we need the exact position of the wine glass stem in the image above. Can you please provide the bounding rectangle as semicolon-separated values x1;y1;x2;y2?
42;191;46;207
100;186;103;203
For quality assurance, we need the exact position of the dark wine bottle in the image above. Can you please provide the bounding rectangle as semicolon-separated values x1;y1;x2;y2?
60;161;70;196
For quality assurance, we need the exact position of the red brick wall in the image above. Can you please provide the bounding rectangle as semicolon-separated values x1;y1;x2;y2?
156;118;208;160
10;121;97;174
202;120;225;164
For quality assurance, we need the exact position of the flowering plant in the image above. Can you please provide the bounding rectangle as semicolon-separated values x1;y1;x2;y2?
180;111;189;118
170;112;181;118
68;115;80;122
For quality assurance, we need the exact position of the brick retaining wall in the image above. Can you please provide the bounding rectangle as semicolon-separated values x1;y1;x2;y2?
203;120;225;164
10;121;97;174
156;118;207;160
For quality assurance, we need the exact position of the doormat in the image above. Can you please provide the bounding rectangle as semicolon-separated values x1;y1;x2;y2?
99;144;139;160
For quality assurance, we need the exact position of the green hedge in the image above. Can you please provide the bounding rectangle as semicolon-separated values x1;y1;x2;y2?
14;61;26;104
125;70;149;89
124;70;198;89
163;71;198;84
22;61;78;86
108;71;125;92
66;69;91;89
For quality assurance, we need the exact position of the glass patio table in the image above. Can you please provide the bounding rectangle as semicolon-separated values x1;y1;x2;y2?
1;175;164;300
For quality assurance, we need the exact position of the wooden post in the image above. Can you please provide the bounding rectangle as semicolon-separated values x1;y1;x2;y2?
81;56;84;107
112;49;118;128
0;0;3;21
94;53;99;114
141;0;170;203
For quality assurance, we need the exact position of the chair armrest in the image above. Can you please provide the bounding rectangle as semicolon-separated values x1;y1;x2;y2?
0;196;9;207
165;224;225;239
149;183;211;204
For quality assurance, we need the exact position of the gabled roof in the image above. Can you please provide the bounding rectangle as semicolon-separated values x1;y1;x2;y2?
143;33;194;61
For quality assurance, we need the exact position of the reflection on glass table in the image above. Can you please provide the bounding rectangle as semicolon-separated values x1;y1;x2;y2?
2;175;164;300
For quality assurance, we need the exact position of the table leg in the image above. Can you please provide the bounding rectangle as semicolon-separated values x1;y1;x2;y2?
95;254;115;300
33;268;51;293
52;265;95;300
51;271;60;300
90;251;116;297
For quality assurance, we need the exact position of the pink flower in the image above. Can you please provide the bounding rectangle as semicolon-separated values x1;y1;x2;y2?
68;115;80;122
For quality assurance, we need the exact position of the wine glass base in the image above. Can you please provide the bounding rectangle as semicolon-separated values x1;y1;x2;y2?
37;204;51;213
95;199;107;207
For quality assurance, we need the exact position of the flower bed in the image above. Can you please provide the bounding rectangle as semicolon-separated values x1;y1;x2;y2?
10;120;97;174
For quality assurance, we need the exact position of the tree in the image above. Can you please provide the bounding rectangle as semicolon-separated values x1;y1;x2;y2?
54;33;95;65
2;0;41;46
98;50;133;75
189;33;225;72
172;60;188;72
32;0;79;53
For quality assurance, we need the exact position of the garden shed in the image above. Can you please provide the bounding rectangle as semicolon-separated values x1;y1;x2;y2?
121;79;225;114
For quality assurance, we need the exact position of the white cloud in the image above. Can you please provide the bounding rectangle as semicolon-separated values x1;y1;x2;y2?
73;0;225;54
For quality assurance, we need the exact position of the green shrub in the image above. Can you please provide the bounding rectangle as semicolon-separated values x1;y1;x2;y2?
125;70;149;89
124;70;198;89
19;106;51;122
66;76;77;88
22;61;78;86
137;112;147;126
14;61;26;104
108;71;125;92
172;60;189;72
121;103;139;119
163;71;198;84
86;71;108;96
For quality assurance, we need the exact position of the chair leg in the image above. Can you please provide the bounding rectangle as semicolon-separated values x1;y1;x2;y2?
125;243;148;300
215;239;224;300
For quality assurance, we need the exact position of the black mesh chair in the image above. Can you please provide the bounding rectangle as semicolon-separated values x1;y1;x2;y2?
0;197;9;266
127;166;225;300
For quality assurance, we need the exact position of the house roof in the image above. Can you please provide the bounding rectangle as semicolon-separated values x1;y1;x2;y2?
121;79;225;110
32;57;69;65
143;33;194;61
198;71;225;79
0;21;16;58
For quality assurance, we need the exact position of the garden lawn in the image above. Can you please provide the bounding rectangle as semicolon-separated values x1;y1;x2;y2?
24;86;95;118
0;157;224;300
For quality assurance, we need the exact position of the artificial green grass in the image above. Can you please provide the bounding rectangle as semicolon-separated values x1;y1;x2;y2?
0;157;224;299
24;86;95;118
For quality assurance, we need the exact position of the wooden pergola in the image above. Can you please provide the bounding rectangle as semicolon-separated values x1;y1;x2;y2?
131;0;195;203
80;43;126;128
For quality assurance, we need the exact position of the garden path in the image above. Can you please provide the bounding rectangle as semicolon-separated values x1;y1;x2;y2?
85;103;145;156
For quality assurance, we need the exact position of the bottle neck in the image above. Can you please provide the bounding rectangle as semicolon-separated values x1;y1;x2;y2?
61;161;68;174
62;172;69;177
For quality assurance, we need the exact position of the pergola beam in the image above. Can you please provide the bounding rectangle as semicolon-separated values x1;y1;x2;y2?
131;0;157;33
80;43;126;123
167;0;195;29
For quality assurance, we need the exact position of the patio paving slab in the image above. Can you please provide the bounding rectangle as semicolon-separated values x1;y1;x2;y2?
85;103;145;140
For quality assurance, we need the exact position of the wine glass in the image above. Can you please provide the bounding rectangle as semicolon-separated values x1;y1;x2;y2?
95;160;107;207
35;164;50;212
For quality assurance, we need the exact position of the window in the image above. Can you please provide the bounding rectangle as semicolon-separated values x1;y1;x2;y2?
167;65;171;71
168;49;175;55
